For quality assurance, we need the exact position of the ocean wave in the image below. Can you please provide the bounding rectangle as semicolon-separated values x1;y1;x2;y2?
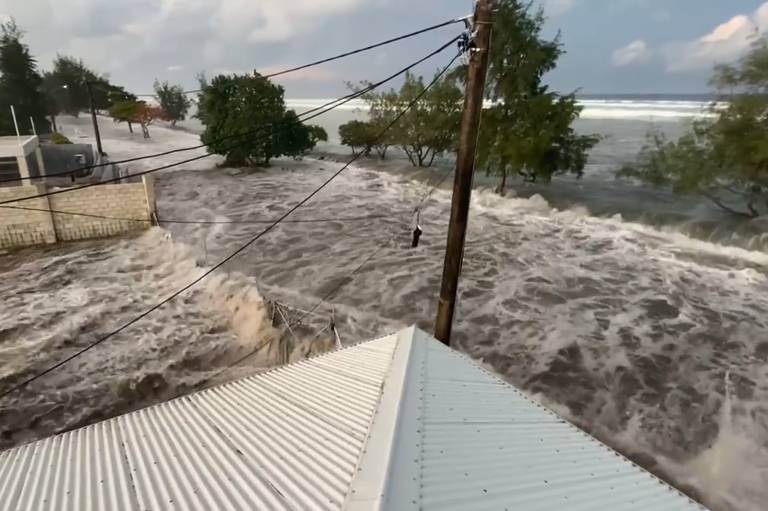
286;97;719;121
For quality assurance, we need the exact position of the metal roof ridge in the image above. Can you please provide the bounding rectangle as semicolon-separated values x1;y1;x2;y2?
344;325;420;510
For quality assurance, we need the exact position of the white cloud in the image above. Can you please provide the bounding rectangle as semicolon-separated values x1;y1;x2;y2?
611;39;651;67
541;0;576;17
0;0;366;89
664;2;767;72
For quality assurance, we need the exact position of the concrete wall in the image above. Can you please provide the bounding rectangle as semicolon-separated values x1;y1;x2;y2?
0;177;153;249
40;144;94;177
0;185;57;247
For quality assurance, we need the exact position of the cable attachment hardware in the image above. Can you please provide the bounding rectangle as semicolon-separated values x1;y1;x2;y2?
412;209;423;248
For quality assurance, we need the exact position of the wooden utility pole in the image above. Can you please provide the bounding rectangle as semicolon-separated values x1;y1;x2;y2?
86;81;104;156
434;0;494;345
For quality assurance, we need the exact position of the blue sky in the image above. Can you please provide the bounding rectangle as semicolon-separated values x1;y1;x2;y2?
2;0;766;96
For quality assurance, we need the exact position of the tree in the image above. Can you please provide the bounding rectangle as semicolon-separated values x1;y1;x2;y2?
354;85;399;158
475;1;598;194
109;100;167;139
0;19;49;135
354;71;462;166
153;80;190;126
621;37;768;218
41;54;130;129
395;71;462;167
339;120;377;156
197;72;324;166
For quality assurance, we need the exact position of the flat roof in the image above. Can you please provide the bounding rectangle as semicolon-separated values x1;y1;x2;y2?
0;327;707;510
0;136;35;146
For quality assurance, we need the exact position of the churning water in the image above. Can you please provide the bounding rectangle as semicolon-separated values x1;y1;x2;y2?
1;102;767;511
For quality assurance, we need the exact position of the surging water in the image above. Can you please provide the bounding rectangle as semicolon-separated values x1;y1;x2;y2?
1;109;767;511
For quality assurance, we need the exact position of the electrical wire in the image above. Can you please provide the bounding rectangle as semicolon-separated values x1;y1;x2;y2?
174;16;467;94
220;60;462;375
0;50;462;399
0;203;388;225
0;35;461;205
2;17;466;184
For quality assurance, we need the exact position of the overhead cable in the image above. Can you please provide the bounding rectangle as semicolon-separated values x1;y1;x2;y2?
0;50;462;399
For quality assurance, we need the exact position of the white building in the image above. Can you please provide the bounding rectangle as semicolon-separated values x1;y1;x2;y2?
0;135;45;183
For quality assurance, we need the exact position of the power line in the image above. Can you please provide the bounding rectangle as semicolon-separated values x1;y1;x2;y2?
0;50;462;399
217;59;461;376
0;203;387;225
2;17;465;185
261;18;466;80
0;35;461;204
176;16;467;94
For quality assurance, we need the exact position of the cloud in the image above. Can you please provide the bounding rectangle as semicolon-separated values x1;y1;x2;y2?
541;0;576;17
664;2;767;72
0;0;367;92
611;39;651;66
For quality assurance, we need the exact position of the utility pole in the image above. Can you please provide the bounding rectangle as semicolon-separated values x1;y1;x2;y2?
434;0;494;345
86;81;104;157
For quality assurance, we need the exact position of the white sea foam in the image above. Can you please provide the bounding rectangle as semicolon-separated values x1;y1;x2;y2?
3;117;766;511
285;97;719;121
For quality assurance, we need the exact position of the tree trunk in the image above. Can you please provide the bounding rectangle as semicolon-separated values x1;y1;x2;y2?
128;121;134;134
403;145;417;167
700;192;757;218
50;115;58;133
141;123;150;139
496;167;507;195
426;148;437;167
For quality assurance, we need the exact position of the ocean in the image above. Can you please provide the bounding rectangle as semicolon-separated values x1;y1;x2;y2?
0;96;766;511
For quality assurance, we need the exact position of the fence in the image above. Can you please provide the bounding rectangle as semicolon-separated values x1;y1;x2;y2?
0;176;156;249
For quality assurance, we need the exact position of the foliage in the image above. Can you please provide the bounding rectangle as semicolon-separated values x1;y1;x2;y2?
0;19;50;135
41;55;128;117
339;120;377;156
621;37;768;218
109;100;168;139
355;85;399;158
475;0;598;194
153;80;190;126
49;132;72;144
396;71;462;167
197;73;323;166
348;71;462;165
308;125;328;145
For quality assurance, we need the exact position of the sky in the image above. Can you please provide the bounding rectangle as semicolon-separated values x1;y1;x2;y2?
0;0;766;97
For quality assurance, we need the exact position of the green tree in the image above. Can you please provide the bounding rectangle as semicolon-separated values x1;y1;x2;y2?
41;55;126;120
394;71;462;167
153;80;190;126
355;85;398;158
197;73;323;166
339;120;376;156
0;19;49;135
476;1;598;194
621;37;768;218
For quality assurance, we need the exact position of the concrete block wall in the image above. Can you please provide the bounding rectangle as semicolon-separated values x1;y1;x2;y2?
0;185;57;248
50;183;150;241
0;179;153;250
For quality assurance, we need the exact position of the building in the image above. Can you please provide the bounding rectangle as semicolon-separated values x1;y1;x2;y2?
0;326;707;510
0;135;45;184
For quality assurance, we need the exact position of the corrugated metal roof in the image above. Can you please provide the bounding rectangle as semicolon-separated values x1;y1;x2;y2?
366;329;705;511
1;327;707;511
0;333;399;511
